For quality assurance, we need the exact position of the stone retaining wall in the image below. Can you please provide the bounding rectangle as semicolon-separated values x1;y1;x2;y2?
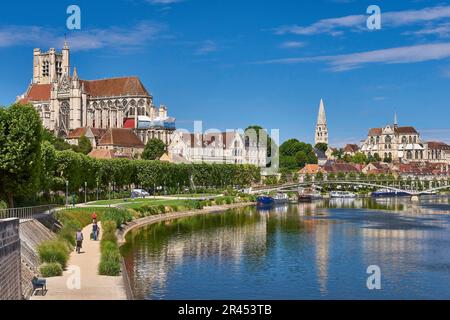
0;218;21;300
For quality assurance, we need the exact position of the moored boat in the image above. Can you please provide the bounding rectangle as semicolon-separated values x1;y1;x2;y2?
371;188;410;198
257;193;289;205
330;191;357;198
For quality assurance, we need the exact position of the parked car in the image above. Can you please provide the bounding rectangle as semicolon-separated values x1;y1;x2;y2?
131;189;150;198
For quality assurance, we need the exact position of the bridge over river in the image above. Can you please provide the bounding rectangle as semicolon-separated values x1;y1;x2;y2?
251;179;450;197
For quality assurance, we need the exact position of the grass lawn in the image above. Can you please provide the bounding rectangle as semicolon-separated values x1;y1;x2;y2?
121;199;203;209
88;194;219;206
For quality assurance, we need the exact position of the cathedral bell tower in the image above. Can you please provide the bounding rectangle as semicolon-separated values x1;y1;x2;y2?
315;99;329;145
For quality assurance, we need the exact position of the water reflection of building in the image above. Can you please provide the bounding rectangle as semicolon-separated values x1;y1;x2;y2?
129;213;268;298
314;222;330;295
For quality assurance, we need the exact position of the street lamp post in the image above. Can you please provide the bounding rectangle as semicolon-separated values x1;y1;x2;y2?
96;181;99;201
84;181;87;204
65;180;69;208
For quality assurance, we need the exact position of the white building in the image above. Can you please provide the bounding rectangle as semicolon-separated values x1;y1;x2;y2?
360;114;450;164
17;42;175;145
166;131;267;166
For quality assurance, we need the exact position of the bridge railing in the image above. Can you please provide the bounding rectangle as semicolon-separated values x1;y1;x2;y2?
0;204;60;220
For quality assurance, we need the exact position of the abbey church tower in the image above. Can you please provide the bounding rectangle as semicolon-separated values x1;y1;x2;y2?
33;41;70;84
315;98;328;145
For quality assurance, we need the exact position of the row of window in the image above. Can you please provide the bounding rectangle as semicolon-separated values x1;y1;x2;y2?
369;135;418;145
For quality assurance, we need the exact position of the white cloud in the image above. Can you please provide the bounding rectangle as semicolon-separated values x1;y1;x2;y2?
194;40;219;55
404;22;450;38
0;22;166;52
274;5;450;36
255;42;450;72
146;0;184;4
280;41;306;49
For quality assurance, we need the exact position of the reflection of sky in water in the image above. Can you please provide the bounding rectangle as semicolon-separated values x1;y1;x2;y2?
121;196;450;300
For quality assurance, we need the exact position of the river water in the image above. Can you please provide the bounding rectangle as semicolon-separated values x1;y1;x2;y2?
120;196;450;300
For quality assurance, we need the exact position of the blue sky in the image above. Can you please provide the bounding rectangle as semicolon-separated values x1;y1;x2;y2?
1;0;450;146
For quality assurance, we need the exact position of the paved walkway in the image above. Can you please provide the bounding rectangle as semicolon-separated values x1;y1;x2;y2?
31;222;127;300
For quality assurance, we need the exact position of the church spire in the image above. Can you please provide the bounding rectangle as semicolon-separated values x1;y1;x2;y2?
394;112;398;128
315;98;329;145
317;98;327;125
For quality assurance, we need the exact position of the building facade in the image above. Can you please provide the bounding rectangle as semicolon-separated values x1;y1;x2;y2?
17;42;175;145
315;99;328;145
360;115;450;164
166;131;267;166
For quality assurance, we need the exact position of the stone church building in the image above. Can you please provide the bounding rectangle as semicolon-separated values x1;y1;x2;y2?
17;42;175;146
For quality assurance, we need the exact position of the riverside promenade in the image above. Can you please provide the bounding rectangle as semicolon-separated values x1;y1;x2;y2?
31;222;127;300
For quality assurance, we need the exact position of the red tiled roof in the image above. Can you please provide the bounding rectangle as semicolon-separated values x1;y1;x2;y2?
67;127;107;139
427;141;450;150
81;77;150;98
368;126;418;136
368;128;382;136
68;128;88;139
20;84;51;103
88;149;116;159
344;144;359;153
98;128;144;148
395;126;418;134
323;162;361;174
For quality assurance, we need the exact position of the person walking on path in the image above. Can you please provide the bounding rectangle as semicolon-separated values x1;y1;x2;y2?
92;212;97;223
76;229;84;254
92;222;100;241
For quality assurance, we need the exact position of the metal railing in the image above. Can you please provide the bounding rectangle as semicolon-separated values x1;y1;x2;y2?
0;204;60;220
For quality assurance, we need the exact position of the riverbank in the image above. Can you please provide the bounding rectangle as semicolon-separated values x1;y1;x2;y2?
31;221;127;300
117;202;255;245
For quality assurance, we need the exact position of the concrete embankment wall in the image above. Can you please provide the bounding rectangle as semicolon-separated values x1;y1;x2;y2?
19;219;56;299
0;218;22;300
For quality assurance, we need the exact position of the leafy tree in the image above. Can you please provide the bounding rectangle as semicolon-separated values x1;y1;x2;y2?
332;148;344;160
0;104;43;207
78;136;93;155
343;154;353;163
245;125;275;166
42;128;72;151
280;139;317;170
352;152;367;164
280;156;298;170
142;139;166;160
280;139;304;157
315;143;328;153
295;151;309;168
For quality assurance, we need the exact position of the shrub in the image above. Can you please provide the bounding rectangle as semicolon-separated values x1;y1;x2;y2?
98;259;121;276
38;240;69;268
101;241;120;262
103;209;133;228
101;221;117;243
39;262;63;277
169;205;179;212
157;205;166;214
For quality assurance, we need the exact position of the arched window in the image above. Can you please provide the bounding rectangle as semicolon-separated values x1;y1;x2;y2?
407;151;413;159
402;136;407;144
385;135;392;144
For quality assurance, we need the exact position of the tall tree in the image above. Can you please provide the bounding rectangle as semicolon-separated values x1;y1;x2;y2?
142;138;166;160
245;125;275;167
0;104;43;207
78;136;93;155
315;143;328;153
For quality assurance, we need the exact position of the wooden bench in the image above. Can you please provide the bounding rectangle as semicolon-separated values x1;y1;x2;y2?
32;277;47;296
